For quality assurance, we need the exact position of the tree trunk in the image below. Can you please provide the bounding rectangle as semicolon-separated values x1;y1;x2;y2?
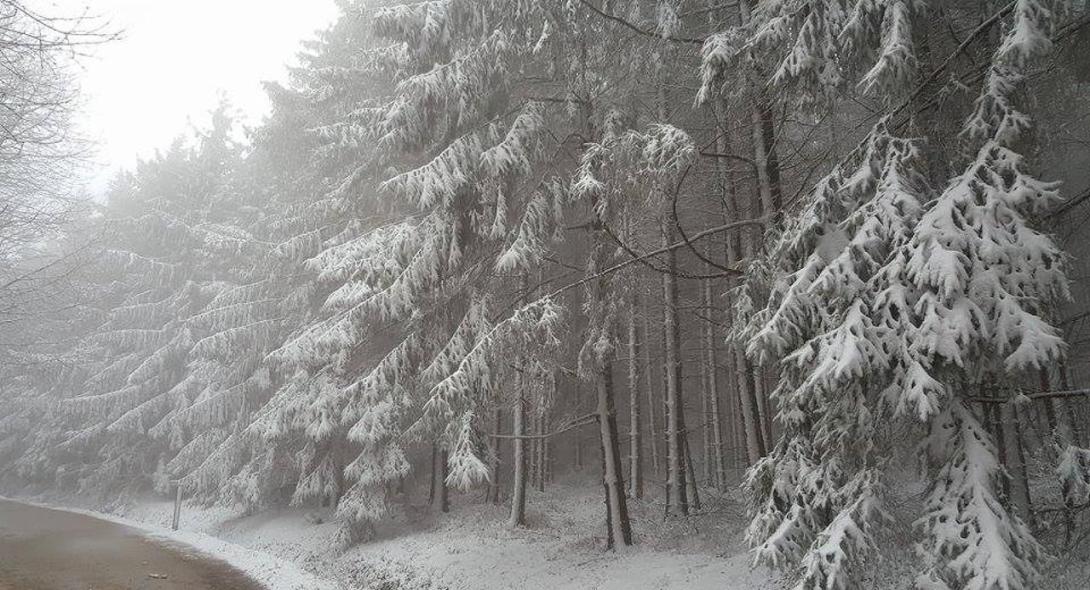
597;359;633;548
662;223;688;516
644;299;660;473
1058;363;1083;447
703;278;727;490
428;444;437;506
628;291;644;499
701;353;713;486
710;95;744;479
683;431;702;512
1001;400;1033;526
508;387;528;527
735;349;767;464
754;369;774;454
544;435;552;486
488;406;503;504
1040;369;1059;439
438;448;450;513
529;410;542;492
575;431;583;470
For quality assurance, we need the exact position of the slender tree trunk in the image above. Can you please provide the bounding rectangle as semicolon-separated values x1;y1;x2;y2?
734;378;747;467
738;0;782;465
438;448;449;513
527;413;536;491
428;444;438;506
703;278;727;490
628;291;644;499
544;434;552;486
733;336;767;465
575;431;583;470
720;323;743;475
534;407;545;490
754;369;773;454
1001;400;1032;525
536;409;547;493
683;431;702;512
488;406;503;504
545;373;556;487
738;0;785;226
661;306;672;516
644;299;660;473
585;117;633;546
1040;369;1059;439
597;359;634;548
710;93;745;479
662;223;688;516
508;386;528;527
1058;363;1084;447
701;354;713;486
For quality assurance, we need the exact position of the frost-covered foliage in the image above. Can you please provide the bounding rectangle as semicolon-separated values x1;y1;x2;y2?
164;0;583;541
718;1;1069;588
2;0;1084;584
743;117;924;589
700;0;924;102
0;103;278;498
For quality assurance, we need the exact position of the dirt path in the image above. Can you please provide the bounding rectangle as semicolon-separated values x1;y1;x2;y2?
0;499;266;590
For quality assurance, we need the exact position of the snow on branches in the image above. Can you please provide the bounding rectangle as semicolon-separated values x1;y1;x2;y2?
731;0;1067;588
700;0;923;102
915;405;1043;590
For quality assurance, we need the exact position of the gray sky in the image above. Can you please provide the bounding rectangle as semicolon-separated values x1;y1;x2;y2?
48;0;339;191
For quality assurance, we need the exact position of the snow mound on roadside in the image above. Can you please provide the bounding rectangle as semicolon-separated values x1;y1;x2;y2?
0;496;340;590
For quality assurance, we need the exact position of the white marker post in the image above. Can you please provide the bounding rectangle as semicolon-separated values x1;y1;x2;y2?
171;481;182;531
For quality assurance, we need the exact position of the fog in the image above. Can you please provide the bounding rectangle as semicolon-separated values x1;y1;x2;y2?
2;2;1090;590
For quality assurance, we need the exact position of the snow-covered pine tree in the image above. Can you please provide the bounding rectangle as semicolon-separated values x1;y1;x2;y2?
274;0;730;546
703;0;1071;587
911;2;1066;586
701;0;927;582
18;104;276;500
177;9;413;527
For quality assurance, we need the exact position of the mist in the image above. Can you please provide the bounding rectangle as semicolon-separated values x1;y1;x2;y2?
2;2;1090;589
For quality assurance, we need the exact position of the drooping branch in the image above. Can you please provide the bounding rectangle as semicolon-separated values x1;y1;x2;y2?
575;0;704;45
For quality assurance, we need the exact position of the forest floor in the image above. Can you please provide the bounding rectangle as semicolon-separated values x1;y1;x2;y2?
9;469;1090;589
119;471;784;590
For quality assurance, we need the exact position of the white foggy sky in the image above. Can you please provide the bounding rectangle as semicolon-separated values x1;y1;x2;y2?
41;0;339;190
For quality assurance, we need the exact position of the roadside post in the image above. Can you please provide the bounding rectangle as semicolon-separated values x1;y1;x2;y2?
171;480;182;531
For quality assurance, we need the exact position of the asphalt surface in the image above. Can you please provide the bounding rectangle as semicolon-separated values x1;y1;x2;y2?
0;499;266;590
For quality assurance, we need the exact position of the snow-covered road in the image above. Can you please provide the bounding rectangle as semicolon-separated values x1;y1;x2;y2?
0;499;265;590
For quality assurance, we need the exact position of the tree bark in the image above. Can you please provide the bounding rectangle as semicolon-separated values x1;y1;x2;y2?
683;430;702;512
508;386;528;527
537;409;547;493
701;351;713;486
1058;363;1084;447
488;405;503;504
644;299;660;473
703;278;727;490
428;444;437;506
628;290;644;499
597;359;634;548
736;350;767;464
438;448;449;513
662;223;688;516
1001;400;1033;526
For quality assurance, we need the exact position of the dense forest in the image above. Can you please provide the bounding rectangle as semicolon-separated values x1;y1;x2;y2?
3;0;1090;588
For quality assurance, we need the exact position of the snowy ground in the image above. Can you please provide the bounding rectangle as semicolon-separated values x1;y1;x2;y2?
26;472;783;590
11;471;1090;589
